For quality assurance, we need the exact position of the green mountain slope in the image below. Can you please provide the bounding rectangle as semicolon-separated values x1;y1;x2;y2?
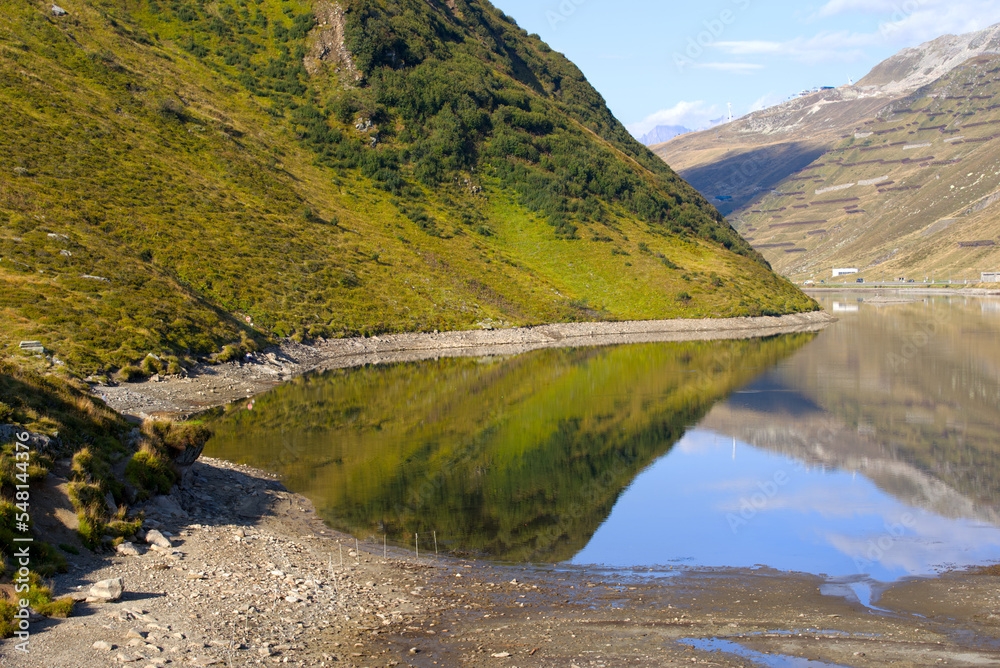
0;0;814;377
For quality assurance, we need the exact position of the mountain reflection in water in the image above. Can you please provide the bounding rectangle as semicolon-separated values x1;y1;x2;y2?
204;295;1000;579
575;295;1000;580
204;335;813;562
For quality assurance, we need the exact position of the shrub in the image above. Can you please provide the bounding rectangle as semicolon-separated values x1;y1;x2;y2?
124;445;176;501
676;291;692;303
216;345;241;363
77;511;105;550
140;355;162;375
116;365;145;382
0;601;14;638
67;482;105;514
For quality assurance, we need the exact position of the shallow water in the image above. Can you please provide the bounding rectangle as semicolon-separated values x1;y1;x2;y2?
204;294;1000;581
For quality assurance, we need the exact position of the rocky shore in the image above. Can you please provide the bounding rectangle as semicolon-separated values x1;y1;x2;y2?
94;312;835;419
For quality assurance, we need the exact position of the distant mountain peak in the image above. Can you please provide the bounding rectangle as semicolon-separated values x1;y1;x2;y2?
638;125;691;146
857;22;1000;95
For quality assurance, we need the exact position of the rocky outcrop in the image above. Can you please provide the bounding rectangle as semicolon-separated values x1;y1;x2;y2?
304;1;360;80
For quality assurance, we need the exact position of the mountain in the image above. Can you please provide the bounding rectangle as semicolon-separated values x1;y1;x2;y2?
653;24;1000;281
0;0;816;379
638;124;690;146
857;23;1000;94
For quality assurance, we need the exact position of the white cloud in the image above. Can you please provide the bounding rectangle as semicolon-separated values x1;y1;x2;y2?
716;33;872;64
717;3;1000;65
714;40;785;55
815;0;902;18
693;62;764;74
626;100;721;136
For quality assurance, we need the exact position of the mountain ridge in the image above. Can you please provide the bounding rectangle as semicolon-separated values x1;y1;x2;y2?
0;0;816;378
653;23;1000;281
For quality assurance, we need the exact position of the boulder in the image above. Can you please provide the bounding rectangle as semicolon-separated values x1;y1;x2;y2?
144;494;188;519
90;577;124;601
116;541;140;557
144;529;172;549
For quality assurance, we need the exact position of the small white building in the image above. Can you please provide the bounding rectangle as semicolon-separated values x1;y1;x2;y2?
833;268;859;278
983;272;999;283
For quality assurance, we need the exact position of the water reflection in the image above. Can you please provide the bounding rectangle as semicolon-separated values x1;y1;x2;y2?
204;294;1000;580
204;335;814;562
571;431;1000;580
574;294;1000;580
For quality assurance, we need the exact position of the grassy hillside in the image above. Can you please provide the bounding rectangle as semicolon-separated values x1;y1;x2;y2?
0;0;815;379
666;56;1000;282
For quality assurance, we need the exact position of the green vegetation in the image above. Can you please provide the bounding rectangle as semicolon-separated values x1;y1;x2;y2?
0;359;211;635
0;0;815;380
205;333;815;561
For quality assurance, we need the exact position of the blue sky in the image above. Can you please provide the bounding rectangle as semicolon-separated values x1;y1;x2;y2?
490;0;1000;137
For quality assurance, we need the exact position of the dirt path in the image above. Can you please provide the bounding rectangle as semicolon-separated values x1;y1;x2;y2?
93;312;835;419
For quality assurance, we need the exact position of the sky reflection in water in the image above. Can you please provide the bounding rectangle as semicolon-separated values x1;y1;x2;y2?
571;429;1000;582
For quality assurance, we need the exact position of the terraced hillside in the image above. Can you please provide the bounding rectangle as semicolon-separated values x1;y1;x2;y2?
0;0;815;379
656;87;893;218
654;23;1000;283
734;56;1000;282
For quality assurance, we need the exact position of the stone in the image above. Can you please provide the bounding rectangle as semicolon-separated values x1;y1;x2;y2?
93;641;115;651
117;541;141;557
51;4;68;16
144;529;172;548
106;490;119;515
125;628;146;640
90;577;125;601
145;495;188;519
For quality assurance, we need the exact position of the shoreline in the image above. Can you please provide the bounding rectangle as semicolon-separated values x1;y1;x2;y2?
6;455;1000;666
19;306;995;665
94;311;835;419
805;286;1000;296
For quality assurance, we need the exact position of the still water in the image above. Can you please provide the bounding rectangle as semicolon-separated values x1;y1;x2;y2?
204;294;1000;583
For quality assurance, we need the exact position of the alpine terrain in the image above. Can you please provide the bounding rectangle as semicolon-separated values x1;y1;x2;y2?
654;24;1000;282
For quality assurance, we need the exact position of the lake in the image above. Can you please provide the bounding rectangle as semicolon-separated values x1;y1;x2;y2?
204;293;1000;585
